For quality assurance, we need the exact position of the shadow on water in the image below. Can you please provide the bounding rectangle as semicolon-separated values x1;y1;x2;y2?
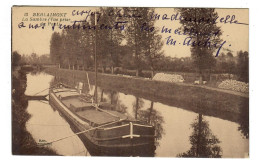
132;98;165;147
12;69;57;155
177;114;222;158
238;101;249;139
49;78;157;156
48;73;249;157
53;73;249;138
102;92;165;148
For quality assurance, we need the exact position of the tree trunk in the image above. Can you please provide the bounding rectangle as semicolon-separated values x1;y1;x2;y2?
199;70;203;85
135;97;139;119
84;62;87;71
111;66;114;74
110;91;113;105
151;67;155;79
100;89;104;102
199;75;203;84
73;73;75;85
148;101;154;124
136;69;139;77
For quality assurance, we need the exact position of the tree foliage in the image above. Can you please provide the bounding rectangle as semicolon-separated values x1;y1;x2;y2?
47;7;248;83
48;7;164;75
237;50;249;82
12;51;22;67
177;8;222;80
21;53;51;65
50;32;62;66
125;7;164;76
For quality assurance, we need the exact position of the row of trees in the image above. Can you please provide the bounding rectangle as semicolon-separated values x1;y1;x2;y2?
21;53;52;65
50;7;164;77
13;49;248;82
12;51;52;66
49;7;248;82
159;51;248;82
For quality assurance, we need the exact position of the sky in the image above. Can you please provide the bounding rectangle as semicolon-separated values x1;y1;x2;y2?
12;7;248;58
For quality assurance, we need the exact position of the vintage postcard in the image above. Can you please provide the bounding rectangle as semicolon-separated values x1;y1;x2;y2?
11;6;249;157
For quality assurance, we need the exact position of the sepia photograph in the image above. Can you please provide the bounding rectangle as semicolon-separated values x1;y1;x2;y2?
11;6;249;158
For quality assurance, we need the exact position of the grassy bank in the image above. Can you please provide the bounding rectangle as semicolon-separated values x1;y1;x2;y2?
12;67;58;155
45;68;249;125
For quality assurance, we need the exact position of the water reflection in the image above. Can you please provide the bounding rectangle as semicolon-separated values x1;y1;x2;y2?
109;90;128;114
133;97;144;119
177;114;222;158
48;72;249;157
12;69;60;155
25;72;88;156
238;101;249;139
135;101;165;146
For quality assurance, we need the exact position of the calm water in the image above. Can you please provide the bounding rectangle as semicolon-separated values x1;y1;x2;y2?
25;73;88;156
25;72;249;157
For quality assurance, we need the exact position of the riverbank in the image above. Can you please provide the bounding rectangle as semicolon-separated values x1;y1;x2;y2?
45;68;249;127
12;67;58;155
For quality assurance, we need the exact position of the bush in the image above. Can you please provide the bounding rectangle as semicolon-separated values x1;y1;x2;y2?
218;80;249;93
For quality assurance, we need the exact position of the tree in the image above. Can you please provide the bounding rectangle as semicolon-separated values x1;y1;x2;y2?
215;52;236;74
178;8;222;84
79;21;94;70
29;53;38;65
12;51;22;67
90;11;109;72
237;50;249;82
88;7;124;73
125;7;151;76
142;9;164;77
60;28;82;70
124;7;164;77
38;54;51;65
50;32;62;68
100;7;125;73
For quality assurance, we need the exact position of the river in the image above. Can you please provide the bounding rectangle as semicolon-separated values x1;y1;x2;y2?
25;72;249;157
